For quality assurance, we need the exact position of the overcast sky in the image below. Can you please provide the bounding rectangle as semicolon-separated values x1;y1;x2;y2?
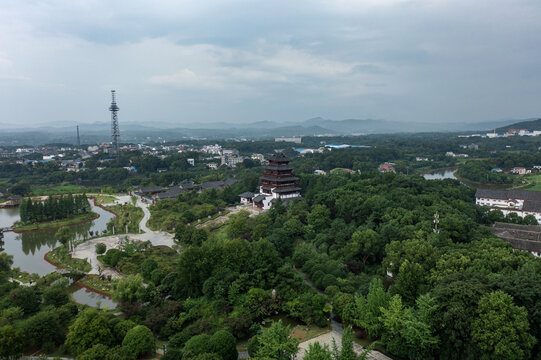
1;0;540;127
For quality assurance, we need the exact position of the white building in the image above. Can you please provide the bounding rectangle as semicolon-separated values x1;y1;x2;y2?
275;137;302;144
475;189;541;223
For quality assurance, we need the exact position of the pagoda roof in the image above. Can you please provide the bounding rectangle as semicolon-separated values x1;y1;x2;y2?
267;152;290;162
272;186;302;193
260;176;299;182
263;165;293;171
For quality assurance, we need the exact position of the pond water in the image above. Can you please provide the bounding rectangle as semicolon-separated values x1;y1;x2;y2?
423;169;457;180
0;201;116;308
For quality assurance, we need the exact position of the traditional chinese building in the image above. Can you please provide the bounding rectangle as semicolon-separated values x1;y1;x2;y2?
252;153;301;209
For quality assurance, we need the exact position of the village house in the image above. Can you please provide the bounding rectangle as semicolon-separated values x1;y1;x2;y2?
475;189;541;223
379;162;395;173
511;167;530;175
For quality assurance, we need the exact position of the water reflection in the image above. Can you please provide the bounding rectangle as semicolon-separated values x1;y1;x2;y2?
423;169;457;180
0;200;116;306
69;284;117;309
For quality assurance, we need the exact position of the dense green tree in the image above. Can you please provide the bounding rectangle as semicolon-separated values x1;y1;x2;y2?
43;285;70;307
471;291;536;360
23;309;64;349
254;320;299;360
339;326;356;360
77;344;109;360
0;253;13;281
122;325;155;358
0;325;25;360
182;334;212;358
307;205;331;232
345;229;382;268
9;286;41;315
343;279;390;339
65;309;113;356
304;342;332;360
112;274;146;310
209;330;237;360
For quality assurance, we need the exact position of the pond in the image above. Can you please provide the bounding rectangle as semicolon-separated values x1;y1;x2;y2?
0;200;116;308
423;169;457;180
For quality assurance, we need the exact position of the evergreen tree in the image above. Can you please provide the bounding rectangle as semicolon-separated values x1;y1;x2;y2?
19;198;28;223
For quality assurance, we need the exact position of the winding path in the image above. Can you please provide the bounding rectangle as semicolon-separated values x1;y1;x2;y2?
71;197;175;278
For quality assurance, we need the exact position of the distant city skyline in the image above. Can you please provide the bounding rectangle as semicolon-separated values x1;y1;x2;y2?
0;0;540;127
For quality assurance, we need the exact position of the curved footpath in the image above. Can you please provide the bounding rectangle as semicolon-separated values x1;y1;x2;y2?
71;197;175;278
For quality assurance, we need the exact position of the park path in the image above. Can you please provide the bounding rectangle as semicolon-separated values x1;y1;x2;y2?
295;269;393;360
71;197;175;278
136;198;153;233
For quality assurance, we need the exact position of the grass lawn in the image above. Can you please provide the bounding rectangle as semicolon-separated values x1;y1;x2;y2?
93;194;119;205
31;184;89;195
13;211;98;232
515;174;541;191
78;274;113;296
106;204;144;234
290;324;331;342
11;268;40;284
46;246;91;272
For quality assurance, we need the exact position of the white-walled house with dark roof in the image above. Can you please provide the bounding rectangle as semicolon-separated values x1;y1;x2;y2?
475;189;541;222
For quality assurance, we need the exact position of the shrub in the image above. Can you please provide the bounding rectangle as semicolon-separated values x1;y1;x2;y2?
168;331;193;349
102;249;127;267
114;320;136;343
43;286;70;307
122;325;155;358
182;334;212;358
77;344;109;360
210;330;237;360
141;259;158;280
95;243;107;255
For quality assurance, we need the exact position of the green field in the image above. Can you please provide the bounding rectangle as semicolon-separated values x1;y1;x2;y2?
514;174;541;191
31;184;89;195
13;212;98;232
92;194;118;205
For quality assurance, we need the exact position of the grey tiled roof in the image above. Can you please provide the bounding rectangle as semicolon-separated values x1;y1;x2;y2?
475;189;541;201
522;201;541;212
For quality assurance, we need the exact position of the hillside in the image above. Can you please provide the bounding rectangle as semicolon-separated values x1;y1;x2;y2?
496;118;541;132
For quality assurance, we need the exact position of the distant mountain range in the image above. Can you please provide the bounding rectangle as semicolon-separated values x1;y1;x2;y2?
0;117;533;146
495;118;541;133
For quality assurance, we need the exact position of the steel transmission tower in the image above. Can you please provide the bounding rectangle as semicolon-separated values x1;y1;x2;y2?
109;90;120;160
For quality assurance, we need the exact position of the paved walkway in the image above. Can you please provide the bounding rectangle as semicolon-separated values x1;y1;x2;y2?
71;198;175;278
295;269;393;360
296;331;391;360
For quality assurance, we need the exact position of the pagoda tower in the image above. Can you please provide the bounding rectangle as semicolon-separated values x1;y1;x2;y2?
254;153;301;209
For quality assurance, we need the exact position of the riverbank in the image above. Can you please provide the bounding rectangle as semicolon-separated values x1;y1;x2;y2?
44;247;91;272
13;211;99;233
453;172;513;189
76;275;113;298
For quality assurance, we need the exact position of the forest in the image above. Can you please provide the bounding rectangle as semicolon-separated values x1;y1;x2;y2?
19;194;91;224
2;171;539;359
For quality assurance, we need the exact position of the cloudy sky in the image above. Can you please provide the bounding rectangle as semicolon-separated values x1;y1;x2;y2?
1;0;540;127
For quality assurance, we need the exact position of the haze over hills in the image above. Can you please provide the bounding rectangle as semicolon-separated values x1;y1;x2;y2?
496;118;541;133
0;117;529;146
